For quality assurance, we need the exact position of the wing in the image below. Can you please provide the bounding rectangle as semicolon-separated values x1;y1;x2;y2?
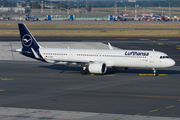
45;58;114;67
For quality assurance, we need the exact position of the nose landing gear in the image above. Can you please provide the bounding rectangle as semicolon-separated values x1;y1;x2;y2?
153;68;157;76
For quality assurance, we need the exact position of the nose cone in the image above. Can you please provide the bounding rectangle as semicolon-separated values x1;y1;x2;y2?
169;59;176;67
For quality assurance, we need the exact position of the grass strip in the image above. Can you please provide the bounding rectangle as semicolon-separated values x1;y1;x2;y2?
1;30;180;37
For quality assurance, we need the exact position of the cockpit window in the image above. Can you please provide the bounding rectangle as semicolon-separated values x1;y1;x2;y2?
160;56;170;59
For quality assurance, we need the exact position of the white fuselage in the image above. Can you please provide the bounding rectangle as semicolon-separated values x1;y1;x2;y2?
39;48;175;69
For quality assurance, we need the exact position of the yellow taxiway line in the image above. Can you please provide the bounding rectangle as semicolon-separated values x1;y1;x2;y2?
166;105;175;109
132;113;141;116
0;89;6;92
149;109;158;113
0;78;14;80
139;74;167;76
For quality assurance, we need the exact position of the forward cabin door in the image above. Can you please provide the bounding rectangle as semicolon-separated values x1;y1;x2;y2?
149;53;155;63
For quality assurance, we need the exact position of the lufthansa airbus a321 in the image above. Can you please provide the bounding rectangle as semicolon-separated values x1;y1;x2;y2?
16;23;175;76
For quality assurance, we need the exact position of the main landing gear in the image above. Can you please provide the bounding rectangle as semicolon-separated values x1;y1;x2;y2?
152;68;157;76
81;66;88;75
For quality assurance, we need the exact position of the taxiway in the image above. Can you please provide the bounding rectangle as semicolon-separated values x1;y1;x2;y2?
0;37;180;120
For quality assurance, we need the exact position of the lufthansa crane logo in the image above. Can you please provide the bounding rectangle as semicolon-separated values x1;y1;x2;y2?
22;34;32;47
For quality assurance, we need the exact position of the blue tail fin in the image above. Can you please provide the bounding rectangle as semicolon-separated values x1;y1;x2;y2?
18;23;41;49
18;23;43;61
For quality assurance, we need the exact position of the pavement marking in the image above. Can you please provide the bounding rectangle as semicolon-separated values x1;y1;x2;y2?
113;118;122;120
0;89;6;92
139;74;154;76
177;48;180;49
90;74;95;76
0;78;14;80
166;105;175;109
156;74;168;76
158;39;169;40
139;74;167;76
149;109;158;113
176;45;180;47
133;105;175;117
132;113;141;116
157;43;164;45
139;39;149;40
103;74;116;76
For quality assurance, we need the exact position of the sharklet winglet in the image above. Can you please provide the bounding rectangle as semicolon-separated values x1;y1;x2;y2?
108;42;113;50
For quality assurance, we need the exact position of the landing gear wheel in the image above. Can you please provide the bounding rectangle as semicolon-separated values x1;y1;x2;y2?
81;70;85;75
81;66;88;75
85;69;88;74
152;68;158;76
81;70;88;75
154;73;157;76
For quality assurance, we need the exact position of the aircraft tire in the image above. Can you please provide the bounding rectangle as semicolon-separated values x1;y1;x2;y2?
154;73;158;76
81;70;87;75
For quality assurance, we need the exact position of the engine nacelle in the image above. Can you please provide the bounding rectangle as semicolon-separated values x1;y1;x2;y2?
88;63;107;74
113;67;128;71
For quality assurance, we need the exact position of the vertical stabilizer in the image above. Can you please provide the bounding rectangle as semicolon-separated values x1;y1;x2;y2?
18;23;43;60
18;23;41;49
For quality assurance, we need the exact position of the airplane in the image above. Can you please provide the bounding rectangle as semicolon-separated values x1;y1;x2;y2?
157;9;169;21
16;23;175;76
117;15;125;21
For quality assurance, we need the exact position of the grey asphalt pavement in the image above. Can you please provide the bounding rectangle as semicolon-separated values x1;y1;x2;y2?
0;37;180;120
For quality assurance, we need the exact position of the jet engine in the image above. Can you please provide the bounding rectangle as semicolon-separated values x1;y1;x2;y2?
88;63;107;74
113;67;128;71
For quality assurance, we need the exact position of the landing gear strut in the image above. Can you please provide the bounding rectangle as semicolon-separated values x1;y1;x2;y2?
81;66;88;75
152;68;157;76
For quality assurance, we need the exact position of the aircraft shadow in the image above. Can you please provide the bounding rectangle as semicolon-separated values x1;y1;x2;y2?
39;65;180;75
112;68;180;75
